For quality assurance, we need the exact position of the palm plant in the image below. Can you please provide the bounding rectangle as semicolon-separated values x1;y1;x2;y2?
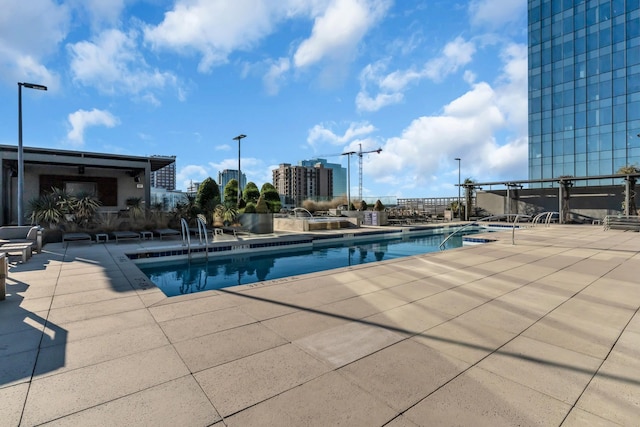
214;204;238;226
73;192;101;226
125;197;145;220
28;193;65;227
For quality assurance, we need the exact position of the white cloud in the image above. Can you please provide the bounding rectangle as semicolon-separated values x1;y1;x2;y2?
293;0;391;68
263;57;291;95
68;29;180;101
143;0;391;88
355;91;404;112
494;43;528;134
176;164;209;191
424;36;476;81
0;0;68;87
67;108;119;146
366;42;529;194
356;36;476;112
469;0;527;29
307;121;376;148
68;0;128;28
144;0;294;72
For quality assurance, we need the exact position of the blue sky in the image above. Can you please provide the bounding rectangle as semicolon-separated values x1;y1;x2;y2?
0;0;528;199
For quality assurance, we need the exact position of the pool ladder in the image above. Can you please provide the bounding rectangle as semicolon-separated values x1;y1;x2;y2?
180;217;210;260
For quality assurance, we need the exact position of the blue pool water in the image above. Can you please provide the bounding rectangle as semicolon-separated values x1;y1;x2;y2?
138;229;484;297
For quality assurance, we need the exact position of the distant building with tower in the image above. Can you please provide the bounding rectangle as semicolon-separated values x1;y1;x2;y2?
273;163;333;206
218;169;247;202
150;155;176;190
299;158;346;198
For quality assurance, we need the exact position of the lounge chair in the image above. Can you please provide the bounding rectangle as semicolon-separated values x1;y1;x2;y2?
112;231;141;244
62;232;93;247
0;242;33;263
154;228;181;240
0;225;43;253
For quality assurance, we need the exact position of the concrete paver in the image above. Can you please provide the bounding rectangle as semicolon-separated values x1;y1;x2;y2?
403;366;571;426
0;224;639;425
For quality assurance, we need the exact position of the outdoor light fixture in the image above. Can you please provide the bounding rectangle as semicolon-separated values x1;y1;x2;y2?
455;158;461;220
233;134;247;206
18;82;47;226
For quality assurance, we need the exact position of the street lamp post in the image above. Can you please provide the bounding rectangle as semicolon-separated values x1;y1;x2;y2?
341;151;356;210
18;82;47;226
232;134;246;206
455;158;461;220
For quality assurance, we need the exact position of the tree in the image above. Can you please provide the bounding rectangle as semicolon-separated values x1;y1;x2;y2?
195;177;220;215
174;193;198;222
243;182;260;205
360;200;368;211
244;202;257;213
260;183;281;213
224;179;239;207
255;195;269;213
373;200;385;211
618;165;639;216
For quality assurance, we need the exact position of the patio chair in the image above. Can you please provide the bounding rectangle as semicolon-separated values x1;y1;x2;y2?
112;231;141;244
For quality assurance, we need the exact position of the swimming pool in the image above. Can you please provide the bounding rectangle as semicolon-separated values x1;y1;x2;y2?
138;228;490;297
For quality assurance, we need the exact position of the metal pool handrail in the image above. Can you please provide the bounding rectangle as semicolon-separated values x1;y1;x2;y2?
532;211;559;226
292;207;313;218
438;214;531;249
196;216;209;260
180;218;192;259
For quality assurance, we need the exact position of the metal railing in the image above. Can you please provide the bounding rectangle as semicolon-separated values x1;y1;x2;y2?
602;215;640;231
195;216;209;260
180;218;191;259
532;211;558;226
439;214;532;249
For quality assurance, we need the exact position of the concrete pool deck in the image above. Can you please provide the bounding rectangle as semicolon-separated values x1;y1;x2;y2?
1;224;639;426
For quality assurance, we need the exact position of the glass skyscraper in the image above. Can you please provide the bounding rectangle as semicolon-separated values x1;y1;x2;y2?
528;0;640;186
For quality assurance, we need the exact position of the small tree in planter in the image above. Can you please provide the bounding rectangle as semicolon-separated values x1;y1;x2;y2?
243;182;260;205
260;182;281;213
224;179;239;207
255;196;269;213
244;203;257;213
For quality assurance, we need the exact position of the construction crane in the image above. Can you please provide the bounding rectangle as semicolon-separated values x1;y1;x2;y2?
357;144;382;202
313;145;382;208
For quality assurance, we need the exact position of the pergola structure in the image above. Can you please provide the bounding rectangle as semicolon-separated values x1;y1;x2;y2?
460;172;640;223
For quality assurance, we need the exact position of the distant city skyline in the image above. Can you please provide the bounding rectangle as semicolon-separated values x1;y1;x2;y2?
0;0;528;199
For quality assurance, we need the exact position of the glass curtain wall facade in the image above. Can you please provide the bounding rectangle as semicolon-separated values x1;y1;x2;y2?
528;0;640;187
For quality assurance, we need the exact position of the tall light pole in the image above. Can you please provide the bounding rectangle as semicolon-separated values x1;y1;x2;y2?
455;157;461;220
18;82;47;226
233;134;246;206
341;151;356;210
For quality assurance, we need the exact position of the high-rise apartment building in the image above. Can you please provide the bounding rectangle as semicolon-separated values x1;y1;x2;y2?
150;155;176;190
273;163;333;206
218;169;246;201
299;158;347;198
528;0;640;186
